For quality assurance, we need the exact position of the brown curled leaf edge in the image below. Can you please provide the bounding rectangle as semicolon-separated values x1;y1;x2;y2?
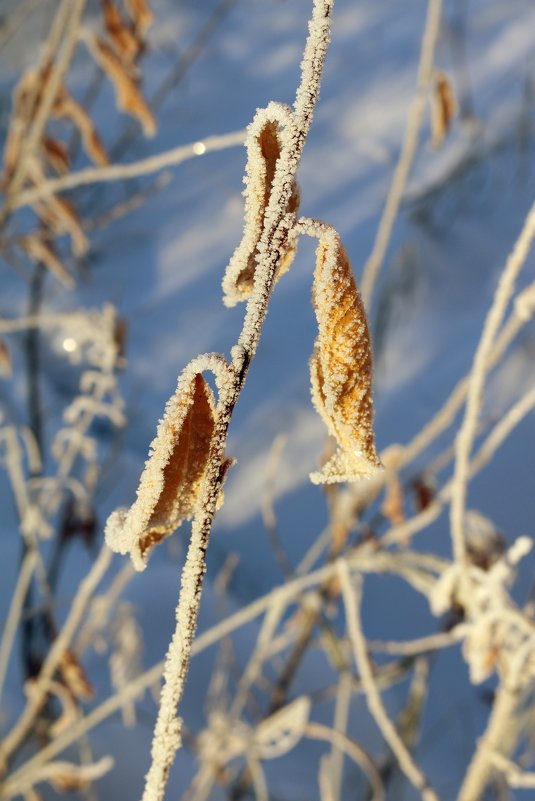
222;103;300;307
431;70;457;149
105;371;227;570
309;224;382;484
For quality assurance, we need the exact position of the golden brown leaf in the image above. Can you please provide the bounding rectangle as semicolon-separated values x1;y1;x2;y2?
53;90;109;166
308;223;381;484
101;0;141;62
19;234;74;288
125;0;154;36
105;371;218;570
42;137;71;175
57;648;95;701
86;35;156;137
222;105;299;306
431;71;457;148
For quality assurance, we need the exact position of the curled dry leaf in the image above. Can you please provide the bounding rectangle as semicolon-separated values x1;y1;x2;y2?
222;103;299;307
27;157;88;256
85;34;156;137
42;137;71;175
126;0;154;36
306;221;381;483
101;0;141;63
431;70;457;149
106;370;219;570
19;234;74;288
58;647;95;700
253;696;311;759
53;89;109;166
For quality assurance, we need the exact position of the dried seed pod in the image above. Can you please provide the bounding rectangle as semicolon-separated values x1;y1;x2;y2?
306;221;381;484
105;370;218;570
85;34;156;137
52;90;109;166
431;70;457;149
222;103;299;307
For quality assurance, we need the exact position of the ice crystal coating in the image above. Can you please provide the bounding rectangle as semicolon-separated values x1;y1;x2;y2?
306;221;381;483
105;371;217;570
222;102;300;307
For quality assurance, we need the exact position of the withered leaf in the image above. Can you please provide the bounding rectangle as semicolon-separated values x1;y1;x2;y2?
58;648;95;701
101;0;141;63
27;158;88;256
53;89;109;166
105;371;218;570
19;234;74;288
309;224;381;484
86;35;156;137
125;0;154;36
431;71;457;149
42;137;71;175
222;105;299;307
2;68;40;186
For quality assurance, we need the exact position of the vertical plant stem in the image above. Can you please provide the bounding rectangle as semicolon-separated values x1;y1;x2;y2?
360;0;443;309
339;563;441;801
0;550;38;705
449;200;535;565
140;3;335;799
3;0;87;214
0;546;112;768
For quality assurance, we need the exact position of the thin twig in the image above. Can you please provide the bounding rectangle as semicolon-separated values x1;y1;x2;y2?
141;5;335;798
360;0;443;308
339;562;441;801
10;130;246;210
0;550;38;703
306;721;385;801
450;200;535;564
0;546;112;769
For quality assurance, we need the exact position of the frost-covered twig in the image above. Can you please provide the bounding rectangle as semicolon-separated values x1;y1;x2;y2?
450;200;535;564
0;550;38;704
360;0;443;308
2;0;87;214
5;549;437;788
339;562;441;801
0;546;112;768
306;721;385;801
457;651;531;801
11;129;246;210
134;5;336;798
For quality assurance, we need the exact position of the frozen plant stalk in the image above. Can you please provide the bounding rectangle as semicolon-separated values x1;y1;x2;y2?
104;2;380;800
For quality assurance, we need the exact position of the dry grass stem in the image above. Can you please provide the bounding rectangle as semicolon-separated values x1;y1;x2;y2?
450;200;535;564
360;0;443;308
339;562;441;801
